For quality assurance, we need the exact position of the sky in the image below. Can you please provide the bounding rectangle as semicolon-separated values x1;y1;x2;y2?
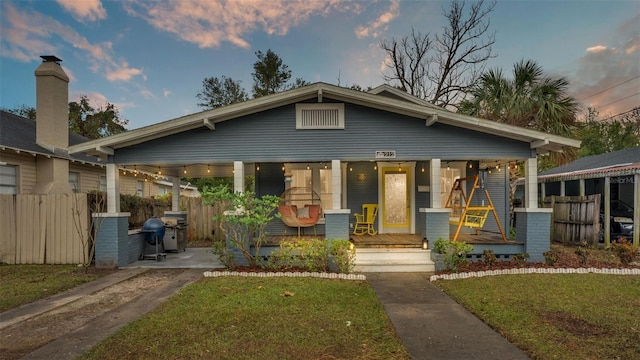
1;0;639;130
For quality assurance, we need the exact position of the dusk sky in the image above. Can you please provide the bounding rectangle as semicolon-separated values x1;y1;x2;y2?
1;0;639;130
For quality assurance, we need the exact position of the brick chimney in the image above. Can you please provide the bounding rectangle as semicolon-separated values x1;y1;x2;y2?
32;55;72;194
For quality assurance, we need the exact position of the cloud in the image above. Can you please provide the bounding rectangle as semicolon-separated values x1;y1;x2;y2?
570;15;640;117
56;0;107;22
0;2;143;82
354;0;400;39
163;89;172;97
123;0;362;49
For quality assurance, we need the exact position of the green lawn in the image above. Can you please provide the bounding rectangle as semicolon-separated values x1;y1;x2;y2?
79;277;410;360
436;274;640;360
0;264;109;312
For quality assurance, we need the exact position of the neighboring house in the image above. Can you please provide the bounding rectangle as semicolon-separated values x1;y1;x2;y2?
0;110;107;194
69;79;581;267
537;147;640;245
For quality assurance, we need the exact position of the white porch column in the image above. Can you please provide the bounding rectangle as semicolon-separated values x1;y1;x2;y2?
604;176;611;247
560;181;566;196
171;177;180;211
331;160;342;209
430;159;441;208
106;163;120;213
525;157;538;209
634;174;639;246
234;161;244;193
579;179;585;196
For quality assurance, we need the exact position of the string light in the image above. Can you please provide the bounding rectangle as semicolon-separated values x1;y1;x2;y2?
256;163;260;171
374;164;377;170
183;165;187;174
282;164;285;172
306;163;310;170
447;162;450;170
157;166;162;175
134;165;137;177
207;164;210;173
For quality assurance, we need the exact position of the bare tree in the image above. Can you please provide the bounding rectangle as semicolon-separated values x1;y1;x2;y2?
381;0;496;108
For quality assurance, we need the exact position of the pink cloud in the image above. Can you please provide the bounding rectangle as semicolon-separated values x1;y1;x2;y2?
570;15;640;118
56;0;107;22
354;0;400;39
123;0;361;49
1;3;142;83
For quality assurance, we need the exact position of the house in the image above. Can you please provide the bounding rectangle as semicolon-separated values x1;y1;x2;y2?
68;75;580;268
537;147;640;246
0;57;198;198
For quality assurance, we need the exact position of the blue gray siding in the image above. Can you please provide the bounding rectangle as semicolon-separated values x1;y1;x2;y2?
113;101;532;165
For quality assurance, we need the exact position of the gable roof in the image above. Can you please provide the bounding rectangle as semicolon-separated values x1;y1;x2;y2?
0;110;103;165
68;82;580;157
538;147;640;181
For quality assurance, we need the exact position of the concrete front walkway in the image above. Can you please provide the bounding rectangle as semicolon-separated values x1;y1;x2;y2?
366;272;530;360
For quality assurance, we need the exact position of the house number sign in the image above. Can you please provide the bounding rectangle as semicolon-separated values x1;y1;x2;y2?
375;150;396;159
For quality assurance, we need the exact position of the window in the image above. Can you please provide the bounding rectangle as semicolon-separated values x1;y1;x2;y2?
100;176;107;192
136;181;144;197
0;164;18;194
287;164;333;212
296;103;345;129
158;186;168;195
69;171;80;193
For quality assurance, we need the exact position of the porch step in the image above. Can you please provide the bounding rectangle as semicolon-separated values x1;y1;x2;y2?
354;248;435;273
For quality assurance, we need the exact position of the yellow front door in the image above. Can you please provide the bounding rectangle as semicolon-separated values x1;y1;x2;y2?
382;167;410;233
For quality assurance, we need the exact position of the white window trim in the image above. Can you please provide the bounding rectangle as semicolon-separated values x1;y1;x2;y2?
0;164;18;194
295;103;345;129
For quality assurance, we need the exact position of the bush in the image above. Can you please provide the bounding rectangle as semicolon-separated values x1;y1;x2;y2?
483;249;497;266
433;239;473;272
266;238;355;274
510;252;530;265
575;241;590;265
611;238;639;265
543;249;560;266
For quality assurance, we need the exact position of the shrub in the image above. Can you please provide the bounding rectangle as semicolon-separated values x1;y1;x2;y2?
543;249;560;266
575;241;590;265
611;238;639;265
511;252;530;265
434;239;473;272
483;249;497;266
328;240;356;274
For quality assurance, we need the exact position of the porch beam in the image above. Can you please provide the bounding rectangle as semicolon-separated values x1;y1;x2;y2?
203;118;216;130
95;145;114;155
531;138;549;149
425;113;438;127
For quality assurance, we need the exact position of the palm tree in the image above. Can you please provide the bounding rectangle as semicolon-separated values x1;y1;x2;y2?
459;60;578;143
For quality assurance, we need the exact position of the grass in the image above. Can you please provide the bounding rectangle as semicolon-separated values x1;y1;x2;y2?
79;276;410;360
436;274;640;360
0;264;111;312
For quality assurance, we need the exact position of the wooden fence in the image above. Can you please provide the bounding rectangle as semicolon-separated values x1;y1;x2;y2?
542;194;601;245
180;197;224;241
0;194;88;264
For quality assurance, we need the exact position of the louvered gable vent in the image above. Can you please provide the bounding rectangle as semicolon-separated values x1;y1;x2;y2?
296;103;345;129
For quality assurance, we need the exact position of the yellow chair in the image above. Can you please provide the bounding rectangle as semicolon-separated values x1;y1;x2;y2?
353;204;378;235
